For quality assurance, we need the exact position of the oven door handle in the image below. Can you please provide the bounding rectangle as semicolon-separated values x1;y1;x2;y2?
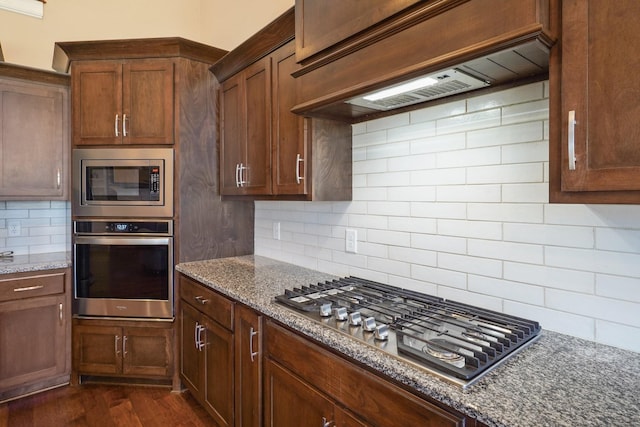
74;236;172;246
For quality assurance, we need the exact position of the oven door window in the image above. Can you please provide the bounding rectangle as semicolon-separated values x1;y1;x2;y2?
75;239;170;300
85;165;160;202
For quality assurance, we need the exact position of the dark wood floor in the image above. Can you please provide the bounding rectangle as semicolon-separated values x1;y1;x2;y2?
0;384;214;427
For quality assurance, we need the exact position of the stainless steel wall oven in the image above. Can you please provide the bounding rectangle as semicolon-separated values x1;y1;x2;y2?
73;220;173;319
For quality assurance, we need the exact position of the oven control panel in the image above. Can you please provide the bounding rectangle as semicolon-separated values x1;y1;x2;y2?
74;220;172;235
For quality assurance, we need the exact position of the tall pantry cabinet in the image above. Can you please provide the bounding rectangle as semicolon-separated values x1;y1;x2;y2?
52;38;255;389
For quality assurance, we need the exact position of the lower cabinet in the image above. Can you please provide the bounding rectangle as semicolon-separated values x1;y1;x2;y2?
265;320;474;427
72;318;173;383
179;274;263;427
0;269;71;403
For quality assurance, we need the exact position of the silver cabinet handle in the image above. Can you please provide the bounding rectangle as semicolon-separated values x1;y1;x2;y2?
115;114;120;137
296;154;304;184
322;417;335;427
56;169;61;189
235;163;241;187
123;336;128;357
194;322;200;349
13;285;44;292
249;327;259;362
195;323;205;351
239;163;246;187
59;303;63;325
194;295;209;305
115;335;121;356
123;114;128;137
568;110;576;170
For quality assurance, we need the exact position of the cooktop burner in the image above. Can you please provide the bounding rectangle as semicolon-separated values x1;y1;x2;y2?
275;276;541;389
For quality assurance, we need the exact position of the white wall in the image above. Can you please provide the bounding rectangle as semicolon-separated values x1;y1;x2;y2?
0;0;294;70
255;81;640;353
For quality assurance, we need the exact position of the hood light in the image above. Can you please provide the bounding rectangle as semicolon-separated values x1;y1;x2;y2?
363;76;439;101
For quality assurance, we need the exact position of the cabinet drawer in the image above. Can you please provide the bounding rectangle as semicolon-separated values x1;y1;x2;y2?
179;275;233;330
0;271;66;302
265;320;467;427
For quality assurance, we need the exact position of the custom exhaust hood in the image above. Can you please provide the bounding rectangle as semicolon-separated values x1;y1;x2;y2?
291;0;558;123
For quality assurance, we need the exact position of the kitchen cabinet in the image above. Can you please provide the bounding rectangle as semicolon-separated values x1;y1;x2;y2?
0;64;69;200
220;56;271;196
295;0;423;63
265;320;474;427
549;0;640;203
70;59;174;146
234;304;262;427
72;318;173;382
0;269;71;403
212;8;352;201
179;274;235;427
179;274;263;427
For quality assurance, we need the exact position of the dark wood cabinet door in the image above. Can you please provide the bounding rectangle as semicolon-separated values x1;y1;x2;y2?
73;324;122;375
122;325;173;377
71;61;122;146
180;302;204;395
234;305;262;427
0;294;67;395
203;315;234;427
272;40;307;196
553;0;640;202
0;79;68;199
122;60;174;145
243;56;272;195
220;74;245;195
264;359;334;427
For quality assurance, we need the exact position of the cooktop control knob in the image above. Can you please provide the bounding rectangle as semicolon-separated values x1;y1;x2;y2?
333;307;348;321
348;311;362;326
374;324;389;341
320;303;333;317
363;316;377;332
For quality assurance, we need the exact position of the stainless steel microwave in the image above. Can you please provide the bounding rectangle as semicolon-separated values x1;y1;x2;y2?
72;148;174;218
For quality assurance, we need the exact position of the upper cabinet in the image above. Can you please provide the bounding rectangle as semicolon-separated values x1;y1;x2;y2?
220;56;272;196
212;8;352;201
550;0;640;203
295;0;423;63
0;64;69;200
70;59;174;146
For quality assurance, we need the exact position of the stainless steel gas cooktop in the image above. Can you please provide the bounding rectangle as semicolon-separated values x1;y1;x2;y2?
275;276;541;389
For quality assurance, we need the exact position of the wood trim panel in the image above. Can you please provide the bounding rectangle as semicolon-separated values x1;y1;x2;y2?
53;37;228;73
209;7;295;83
0;62;69;86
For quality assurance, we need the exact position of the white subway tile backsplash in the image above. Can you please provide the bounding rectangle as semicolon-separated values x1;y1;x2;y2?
546;288;640;328
468;275;544;305
466;163;543;184
468;239;543;264
503;223;594;248
439;253;502;278
596;274;640;303
254;81;640;353
436;108;501;134
502;183;549;203
467;82;544;112
467;122;544;148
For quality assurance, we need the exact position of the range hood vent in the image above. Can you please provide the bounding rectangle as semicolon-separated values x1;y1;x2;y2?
346;69;489;111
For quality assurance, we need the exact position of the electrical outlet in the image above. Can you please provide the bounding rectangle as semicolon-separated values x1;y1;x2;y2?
345;229;357;253
272;222;281;240
7;220;21;237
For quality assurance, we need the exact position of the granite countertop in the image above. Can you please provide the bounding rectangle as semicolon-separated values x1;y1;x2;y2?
0;251;71;275
176;255;640;427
